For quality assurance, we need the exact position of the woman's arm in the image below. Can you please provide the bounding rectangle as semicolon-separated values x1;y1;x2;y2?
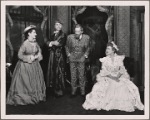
117;55;130;80
118;63;130;79
99;58;121;82
99;59;110;77
18;43;33;63
34;44;43;61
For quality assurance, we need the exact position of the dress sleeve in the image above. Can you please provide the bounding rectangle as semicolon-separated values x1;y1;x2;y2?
119;55;130;79
99;57;105;62
18;42;32;63
36;43;43;61
99;57;110;76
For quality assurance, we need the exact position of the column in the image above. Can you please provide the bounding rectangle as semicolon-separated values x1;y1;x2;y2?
50;6;71;35
114;6;130;57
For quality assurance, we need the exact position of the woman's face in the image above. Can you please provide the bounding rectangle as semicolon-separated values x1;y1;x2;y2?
28;29;37;41
55;23;62;31
105;46;115;56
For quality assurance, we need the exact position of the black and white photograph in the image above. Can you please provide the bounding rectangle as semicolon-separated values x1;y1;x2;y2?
1;0;149;119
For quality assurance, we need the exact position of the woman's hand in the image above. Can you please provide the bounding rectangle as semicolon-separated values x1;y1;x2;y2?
6;63;12;67
34;55;39;60
117;73;122;78
107;74;120;82
30;55;35;62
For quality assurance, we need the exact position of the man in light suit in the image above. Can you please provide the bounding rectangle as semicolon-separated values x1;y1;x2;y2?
66;24;90;97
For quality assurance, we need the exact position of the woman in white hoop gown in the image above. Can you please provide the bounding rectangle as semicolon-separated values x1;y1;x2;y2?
82;42;144;112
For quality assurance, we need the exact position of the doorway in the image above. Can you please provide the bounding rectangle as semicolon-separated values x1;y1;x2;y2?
74;6;109;62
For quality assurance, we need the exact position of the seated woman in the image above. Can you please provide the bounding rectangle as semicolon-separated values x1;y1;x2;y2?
82;41;144;112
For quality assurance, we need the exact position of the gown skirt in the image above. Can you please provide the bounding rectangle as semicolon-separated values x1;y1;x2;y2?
82;74;144;112
7;60;46;105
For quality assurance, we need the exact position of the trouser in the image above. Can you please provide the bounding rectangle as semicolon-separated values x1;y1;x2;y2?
70;62;86;95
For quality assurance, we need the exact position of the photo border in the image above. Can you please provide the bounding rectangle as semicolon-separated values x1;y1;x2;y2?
1;0;149;119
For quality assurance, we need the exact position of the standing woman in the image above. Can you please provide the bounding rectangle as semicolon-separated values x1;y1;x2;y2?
46;20;66;97
7;25;46;105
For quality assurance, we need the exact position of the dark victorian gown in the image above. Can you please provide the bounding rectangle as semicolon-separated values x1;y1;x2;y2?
46;30;66;96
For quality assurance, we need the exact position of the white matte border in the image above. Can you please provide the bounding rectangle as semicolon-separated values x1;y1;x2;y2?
1;0;149;119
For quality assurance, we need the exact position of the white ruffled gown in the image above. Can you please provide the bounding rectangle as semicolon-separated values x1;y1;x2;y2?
82;54;144;112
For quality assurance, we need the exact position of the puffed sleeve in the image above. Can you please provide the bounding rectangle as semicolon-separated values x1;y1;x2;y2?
18;42;32;63
99;57;105;63
118;55;126;74
99;57;110;76
36;43;43;61
118;55;130;79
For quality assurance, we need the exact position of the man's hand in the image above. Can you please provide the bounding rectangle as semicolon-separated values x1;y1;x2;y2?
53;41;59;46
80;56;85;62
6;63;11;67
49;42;53;47
84;54;88;59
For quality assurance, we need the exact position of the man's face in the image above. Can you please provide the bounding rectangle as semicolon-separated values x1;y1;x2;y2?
75;27;82;39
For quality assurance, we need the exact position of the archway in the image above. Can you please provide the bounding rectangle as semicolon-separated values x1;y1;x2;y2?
71;6;114;62
76;6;108;61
